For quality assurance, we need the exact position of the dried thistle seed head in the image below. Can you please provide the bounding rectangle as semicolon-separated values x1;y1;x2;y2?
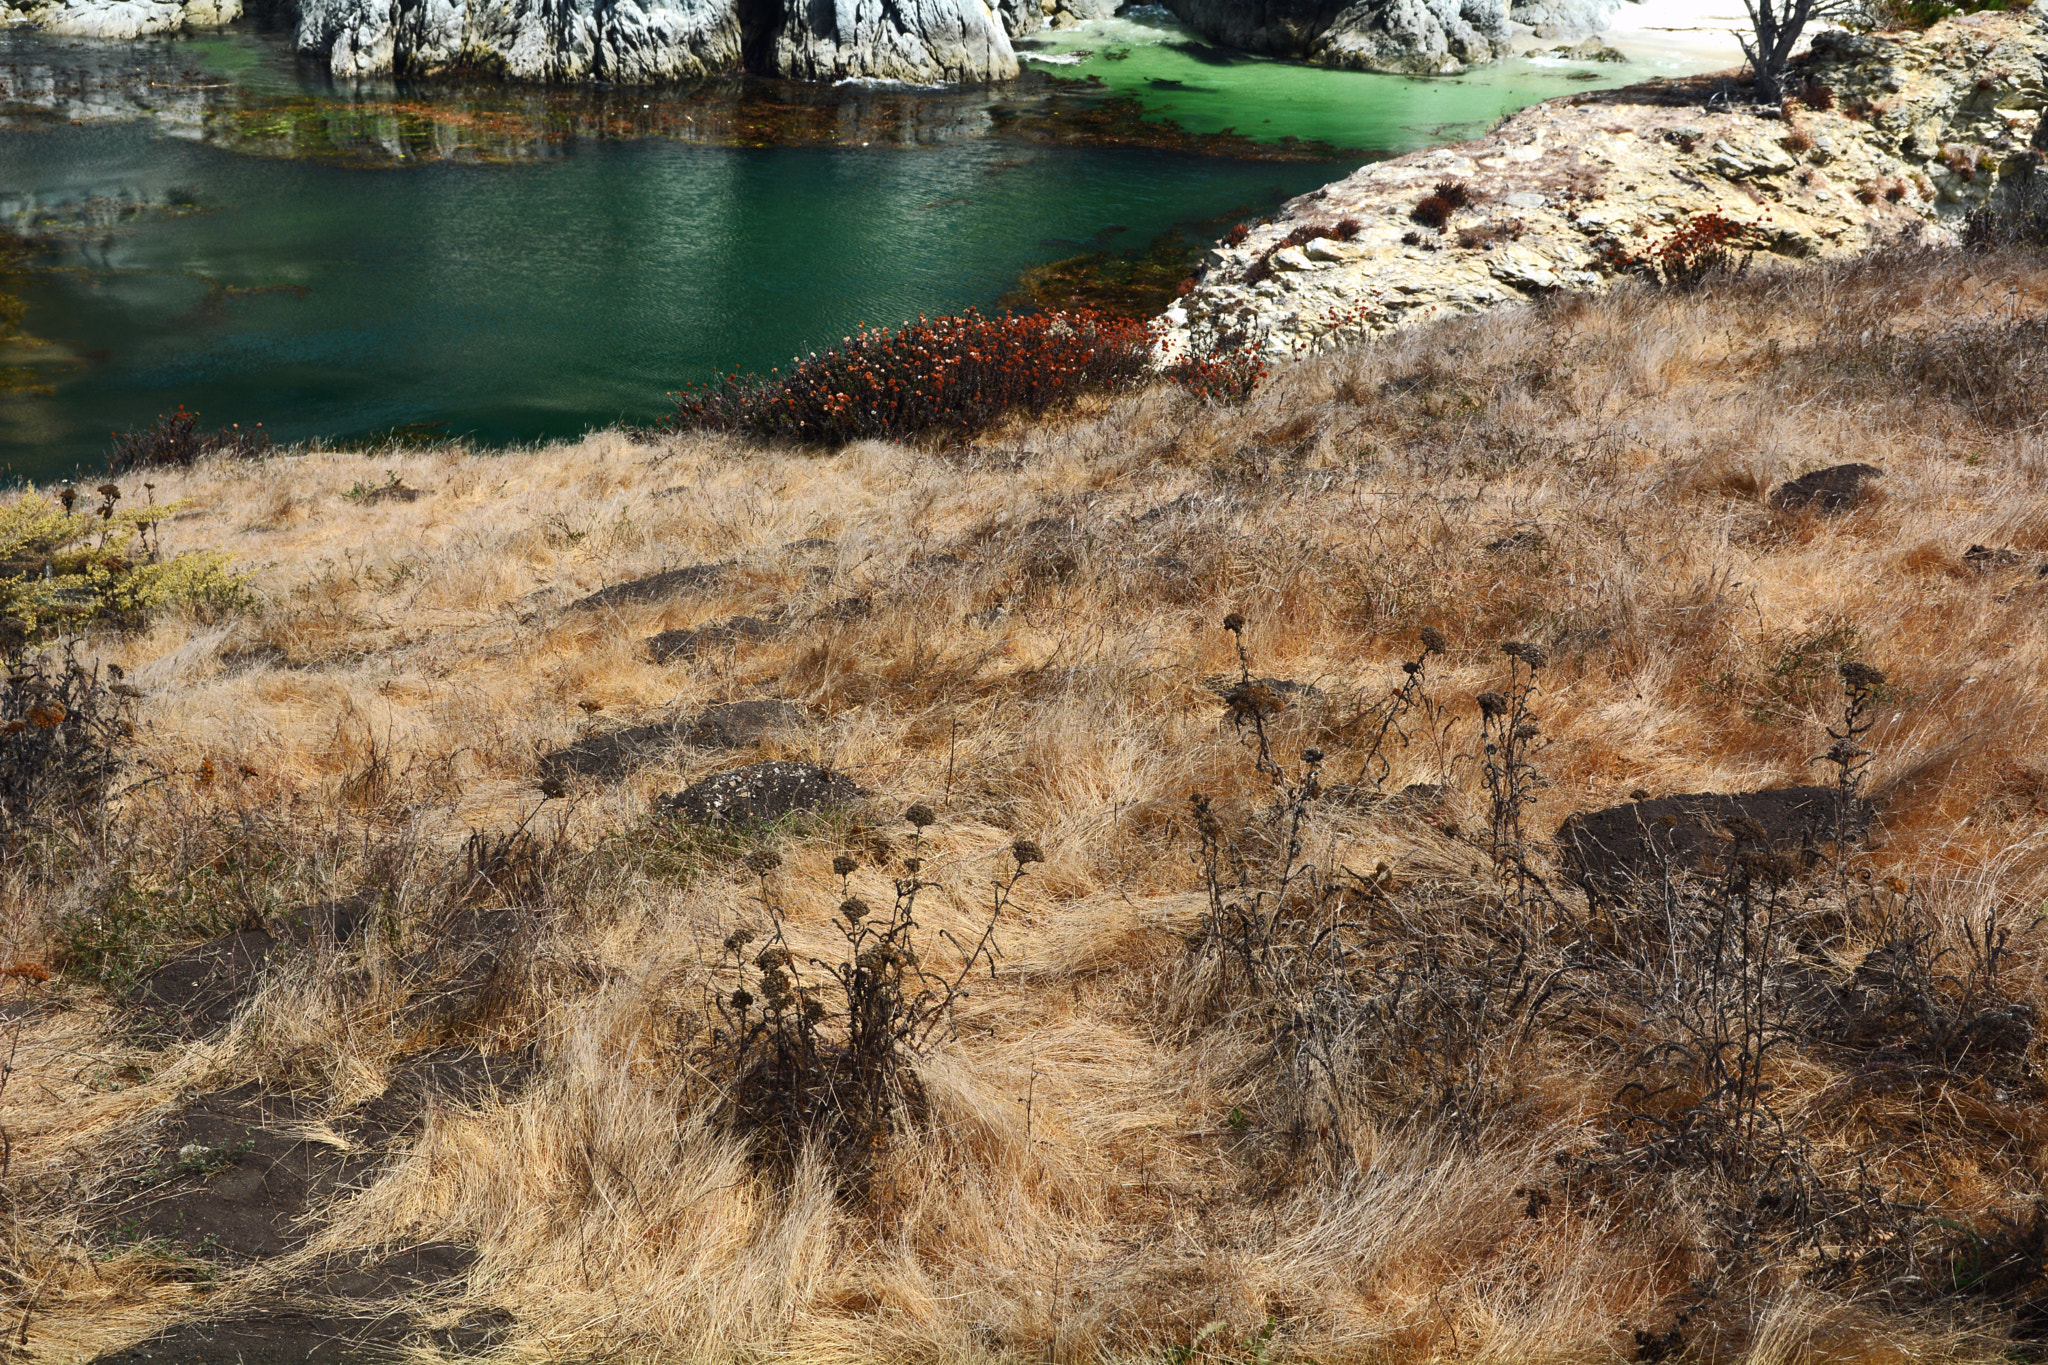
1513;722;1540;741
1222;612;1246;633
1419;626;1447;654
744;850;783;876
1302;748;1325;765
730;987;753;1010
1827;739;1870;765
832;854;859;877
539;775;568;800
1402;661;1421;675
905;803;937;829
58;486;76;513
1476;691;1508;719
1012;838;1045;865
840;896;869;922
96;483;120;501
903;856;923;875
722;928;757;953
1502;641;1547;670
1839;661;1887;690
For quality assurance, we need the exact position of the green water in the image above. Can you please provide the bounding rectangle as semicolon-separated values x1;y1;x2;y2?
1016;5;1716;150
0;15;1730;480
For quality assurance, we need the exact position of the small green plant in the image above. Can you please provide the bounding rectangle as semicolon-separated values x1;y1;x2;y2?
1699;623;1907;727
135;1137;255;1187
1161;1314;1280;1365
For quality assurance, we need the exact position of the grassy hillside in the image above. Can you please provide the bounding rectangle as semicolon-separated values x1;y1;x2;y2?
3;241;2047;1365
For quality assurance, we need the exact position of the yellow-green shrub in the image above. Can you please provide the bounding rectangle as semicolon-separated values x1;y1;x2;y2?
0;489;246;639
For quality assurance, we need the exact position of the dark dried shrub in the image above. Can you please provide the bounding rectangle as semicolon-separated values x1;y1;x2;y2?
1800;78;1835;110
1334;217;1363;240
109;407;271;473
1963;172;2048;251
668;308;1154;445
1411;195;1456;230
1224;222;1252;246
1815;313;2048;430
1434;179;1473;209
701;817;1032;1189
0;645;129;849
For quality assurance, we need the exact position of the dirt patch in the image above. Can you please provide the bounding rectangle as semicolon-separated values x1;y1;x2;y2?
1555;785;1874;897
96;1051;533;1264
646;614;779;663
124;901;373;1041
91;1303;511;1365
660;760;864;825
124;931;279;1042
541;700;809;779
570;561;732;612
297;1242;478;1300
1769;463;1884;513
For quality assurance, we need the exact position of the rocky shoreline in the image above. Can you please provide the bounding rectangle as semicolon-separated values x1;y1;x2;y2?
1158;8;2048;360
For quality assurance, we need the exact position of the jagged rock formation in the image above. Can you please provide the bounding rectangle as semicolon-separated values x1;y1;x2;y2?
1159;0;1508;73
1;0;236;39
1158;8;2048;360
2;0;1021;82
1508;0;1626;40
292;0;1020;81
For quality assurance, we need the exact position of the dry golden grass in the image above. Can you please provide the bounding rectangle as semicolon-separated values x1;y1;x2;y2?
3;243;2048;1365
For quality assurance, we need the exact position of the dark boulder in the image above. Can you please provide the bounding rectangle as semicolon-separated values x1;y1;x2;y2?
1555;785;1873;897
541;701;808;780
661;761;864;826
646;614;779;663
1769;463;1883;513
570;562;732;613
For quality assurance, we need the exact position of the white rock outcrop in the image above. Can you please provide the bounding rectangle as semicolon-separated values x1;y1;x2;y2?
1161;0;1508;72
291;0;1019;81
1158;8;2048;360
2;0;238;39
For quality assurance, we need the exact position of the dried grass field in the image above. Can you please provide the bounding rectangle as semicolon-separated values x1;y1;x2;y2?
3;242;2047;1365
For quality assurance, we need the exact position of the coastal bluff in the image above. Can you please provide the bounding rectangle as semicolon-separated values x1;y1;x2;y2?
1158;7;2048;359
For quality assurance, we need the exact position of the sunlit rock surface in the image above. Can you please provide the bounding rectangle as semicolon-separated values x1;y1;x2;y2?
291;0;1019;81
1157;8;2048;358
1160;0;1509;73
1;0;237;39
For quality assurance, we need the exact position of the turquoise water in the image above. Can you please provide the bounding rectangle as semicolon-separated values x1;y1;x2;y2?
1016;5;1703;149
0;17;1726;480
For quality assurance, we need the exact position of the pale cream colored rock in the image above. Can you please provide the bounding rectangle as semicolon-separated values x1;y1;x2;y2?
1158;7;2048;362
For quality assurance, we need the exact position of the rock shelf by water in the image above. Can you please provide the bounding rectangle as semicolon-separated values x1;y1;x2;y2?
1159;8;2048;359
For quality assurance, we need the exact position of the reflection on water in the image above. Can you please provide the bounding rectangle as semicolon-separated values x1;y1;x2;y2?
0;118;1334;478
0;9;1737;479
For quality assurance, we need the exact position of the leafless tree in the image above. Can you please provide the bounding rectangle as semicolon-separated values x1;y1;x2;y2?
1737;0;1863;99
